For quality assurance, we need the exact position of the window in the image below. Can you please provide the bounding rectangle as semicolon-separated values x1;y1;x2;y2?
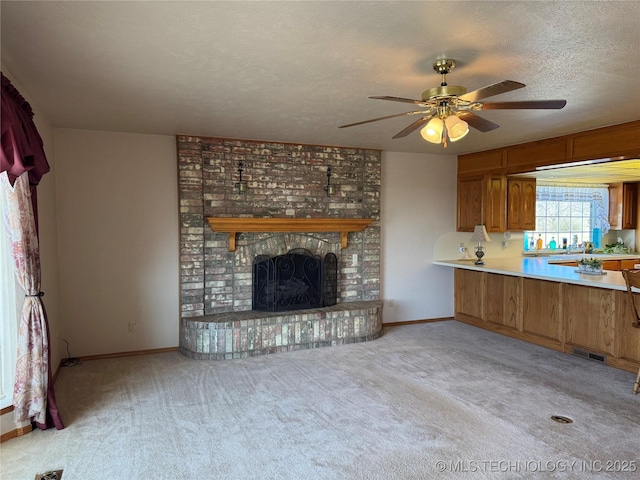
526;184;610;250
0;173;21;409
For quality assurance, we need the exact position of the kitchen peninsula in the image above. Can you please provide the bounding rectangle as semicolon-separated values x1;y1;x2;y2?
434;256;640;374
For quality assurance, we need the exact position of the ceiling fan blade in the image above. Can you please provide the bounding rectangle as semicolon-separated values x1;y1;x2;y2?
457;111;500;132
369;95;433;106
458;80;526;102
392;116;432;139
479;100;567;110
339;110;428;128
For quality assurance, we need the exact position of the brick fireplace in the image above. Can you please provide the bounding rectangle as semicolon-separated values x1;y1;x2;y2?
177;135;382;358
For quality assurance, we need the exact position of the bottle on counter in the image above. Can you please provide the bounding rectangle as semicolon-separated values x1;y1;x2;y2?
549;237;557;250
536;234;543;250
562;238;568;249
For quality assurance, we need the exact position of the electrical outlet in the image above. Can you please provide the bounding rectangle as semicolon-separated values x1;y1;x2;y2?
352;253;358;265
458;243;466;253
128;321;136;332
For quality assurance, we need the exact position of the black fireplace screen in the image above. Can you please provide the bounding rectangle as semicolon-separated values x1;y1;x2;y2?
252;249;337;312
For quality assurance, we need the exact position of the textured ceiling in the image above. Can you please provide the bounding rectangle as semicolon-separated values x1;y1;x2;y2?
1;1;639;155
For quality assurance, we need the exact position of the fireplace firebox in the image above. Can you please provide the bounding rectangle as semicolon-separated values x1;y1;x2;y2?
252;249;337;312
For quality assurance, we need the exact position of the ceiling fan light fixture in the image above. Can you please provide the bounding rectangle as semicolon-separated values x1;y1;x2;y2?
445;115;469;142
421;117;443;143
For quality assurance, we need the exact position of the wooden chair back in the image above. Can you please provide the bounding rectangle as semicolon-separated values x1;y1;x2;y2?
621;269;640;328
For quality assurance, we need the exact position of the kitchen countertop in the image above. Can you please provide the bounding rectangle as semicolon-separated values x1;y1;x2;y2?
433;256;640;292
544;253;640;263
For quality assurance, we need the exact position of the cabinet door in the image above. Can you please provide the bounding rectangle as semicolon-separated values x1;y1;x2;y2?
507;178;536;231
622;183;638;229
484;175;506;232
609;183;622;229
458;149;504;176
564;284;615;355
457;176;484;232
483;273;520;329
522;278;561;340
506;180;523;231
615;290;640;362
621;259;640;270
571;121;640;162
520;179;537;230
601;260;620;271
454;269;484;319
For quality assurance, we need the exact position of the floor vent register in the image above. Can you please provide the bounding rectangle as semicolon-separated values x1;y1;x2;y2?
35;470;63;480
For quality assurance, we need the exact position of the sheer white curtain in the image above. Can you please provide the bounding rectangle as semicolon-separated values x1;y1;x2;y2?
0;171;20;409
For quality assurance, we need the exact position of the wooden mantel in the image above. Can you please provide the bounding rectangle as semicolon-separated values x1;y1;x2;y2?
206;217;373;252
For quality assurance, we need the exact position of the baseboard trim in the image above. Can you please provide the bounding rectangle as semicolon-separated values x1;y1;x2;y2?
1;423;32;443
68;346;179;363
383;318;452;327
0;405;14;415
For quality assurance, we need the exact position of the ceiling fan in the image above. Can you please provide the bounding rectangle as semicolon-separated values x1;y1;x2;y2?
339;59;567;147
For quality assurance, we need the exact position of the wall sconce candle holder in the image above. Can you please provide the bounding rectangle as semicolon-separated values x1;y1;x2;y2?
234;161;247;194
323;166;336;196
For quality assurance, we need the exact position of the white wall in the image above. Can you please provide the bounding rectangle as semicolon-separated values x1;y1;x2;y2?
49;131;463;354
54;129;179;357
381;151;457;323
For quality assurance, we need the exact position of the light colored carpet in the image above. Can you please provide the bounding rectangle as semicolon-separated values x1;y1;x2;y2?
2;320;638;479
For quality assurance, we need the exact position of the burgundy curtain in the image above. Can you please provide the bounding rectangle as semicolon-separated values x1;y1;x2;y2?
1;72;63;430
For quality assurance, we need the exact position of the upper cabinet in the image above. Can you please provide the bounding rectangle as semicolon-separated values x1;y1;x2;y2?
456;121;640;233
571;122;640;162
507;178;536;231
609;182;638;230
505;137;569;172
456;175;506;232
458;120;640;178
457;149;504;176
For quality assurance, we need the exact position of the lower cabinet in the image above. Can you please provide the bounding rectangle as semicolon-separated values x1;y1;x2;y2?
522;278;561;341
563;284;615;355
483;273;520;329
454;269;640;373
615;291;640;366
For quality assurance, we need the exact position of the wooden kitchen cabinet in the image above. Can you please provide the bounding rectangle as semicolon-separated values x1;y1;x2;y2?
457;176;484;232
608;182;637;230
621;259;640;270
505;136;569;171
453;267;640;374
615;290;640;364
484;175;506;232
456;174;506;232
563;284;615;355
458;149;504;176
457;174;535;233
521;278;561;341
571;121;640;162
457;121;639;178
553;258;640;271
483;273;520;329
454;268;484;319
506;178;536;231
